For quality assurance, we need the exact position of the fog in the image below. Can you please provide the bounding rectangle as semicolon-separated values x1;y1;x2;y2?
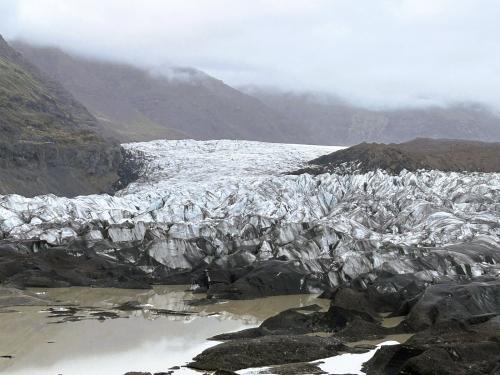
1;0;499;109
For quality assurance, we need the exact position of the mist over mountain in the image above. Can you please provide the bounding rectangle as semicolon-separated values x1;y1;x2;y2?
1;3;500;372
13;42;299;143
0;35;120;197
244;88;500;145
3;1;500;111
12;41;500;146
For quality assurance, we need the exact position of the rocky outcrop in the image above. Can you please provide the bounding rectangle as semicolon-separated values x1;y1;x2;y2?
363;280;500;375
0;34;121;197
295;138;500;175
405;279;500;331
196;274;500;374
188;335;345;371
0;141;121;197
0;241;151;289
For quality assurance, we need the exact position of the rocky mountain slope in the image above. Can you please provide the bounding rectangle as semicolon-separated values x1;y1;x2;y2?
0;140;498;297
295;138;500;175
13;42;299;143
0;35;121;197
15;42;500;146
246;89;500;145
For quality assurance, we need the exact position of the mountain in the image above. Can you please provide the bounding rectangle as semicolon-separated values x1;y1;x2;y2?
293;138;500;175
13;42;299;143
0;35;121;197
244;88;500;145
14;42;500;146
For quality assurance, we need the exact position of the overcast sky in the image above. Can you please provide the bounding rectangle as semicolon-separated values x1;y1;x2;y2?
1;0;499;109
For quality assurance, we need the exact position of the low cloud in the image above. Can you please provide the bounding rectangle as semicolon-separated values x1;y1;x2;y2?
1;0;499;109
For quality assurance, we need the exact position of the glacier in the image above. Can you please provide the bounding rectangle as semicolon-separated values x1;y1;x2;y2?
0;140;499;294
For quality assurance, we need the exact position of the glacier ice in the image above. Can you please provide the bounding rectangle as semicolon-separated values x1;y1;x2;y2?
0;139;499;290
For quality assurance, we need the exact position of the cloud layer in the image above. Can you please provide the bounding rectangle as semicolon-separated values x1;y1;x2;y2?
1;0;499;109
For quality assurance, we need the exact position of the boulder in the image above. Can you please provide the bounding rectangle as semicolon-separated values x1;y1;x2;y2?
406;279;500;331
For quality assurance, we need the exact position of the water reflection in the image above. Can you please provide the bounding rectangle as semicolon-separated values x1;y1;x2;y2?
0;286;327;375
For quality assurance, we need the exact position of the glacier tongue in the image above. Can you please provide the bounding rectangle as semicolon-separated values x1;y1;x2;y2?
0;139;499;293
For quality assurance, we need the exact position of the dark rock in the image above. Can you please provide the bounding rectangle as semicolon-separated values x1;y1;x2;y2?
213;370;239;375
334;317;398;341
150;308;195;316
362;344;426;375
206;260;327;299
212;298;402;343
258;362;327;374
326;305;378;330
47;307;79;317
0;244;152;289
211;327;264;341
296;138;500;175
406;279;500;331
261;305;332;333
363;323;500;375
329;287;380;321
186;298;223;307
362;273;430;313
188;335;345;371
115;301;143;311
90;311;120;319
212;305;333;340
363;280;500;375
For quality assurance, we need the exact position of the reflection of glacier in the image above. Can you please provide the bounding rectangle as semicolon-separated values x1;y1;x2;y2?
1;140;499;289
41;286;327;324
126;286;328;324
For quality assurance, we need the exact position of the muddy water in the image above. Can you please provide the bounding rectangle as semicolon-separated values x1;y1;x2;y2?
0;286;329;375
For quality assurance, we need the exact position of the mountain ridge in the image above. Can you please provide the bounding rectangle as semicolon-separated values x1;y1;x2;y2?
293;137;500;175
15;41;500;146
0;35;121;197
13;41;299;143
244;88;500;145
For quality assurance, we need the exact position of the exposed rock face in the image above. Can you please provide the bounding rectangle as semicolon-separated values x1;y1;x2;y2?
0;141;121;197
0;35;121;197
296;138;500;175
0;140;499;293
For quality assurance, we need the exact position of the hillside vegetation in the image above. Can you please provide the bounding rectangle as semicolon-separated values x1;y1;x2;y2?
14;42;298;143
0;35;121;197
